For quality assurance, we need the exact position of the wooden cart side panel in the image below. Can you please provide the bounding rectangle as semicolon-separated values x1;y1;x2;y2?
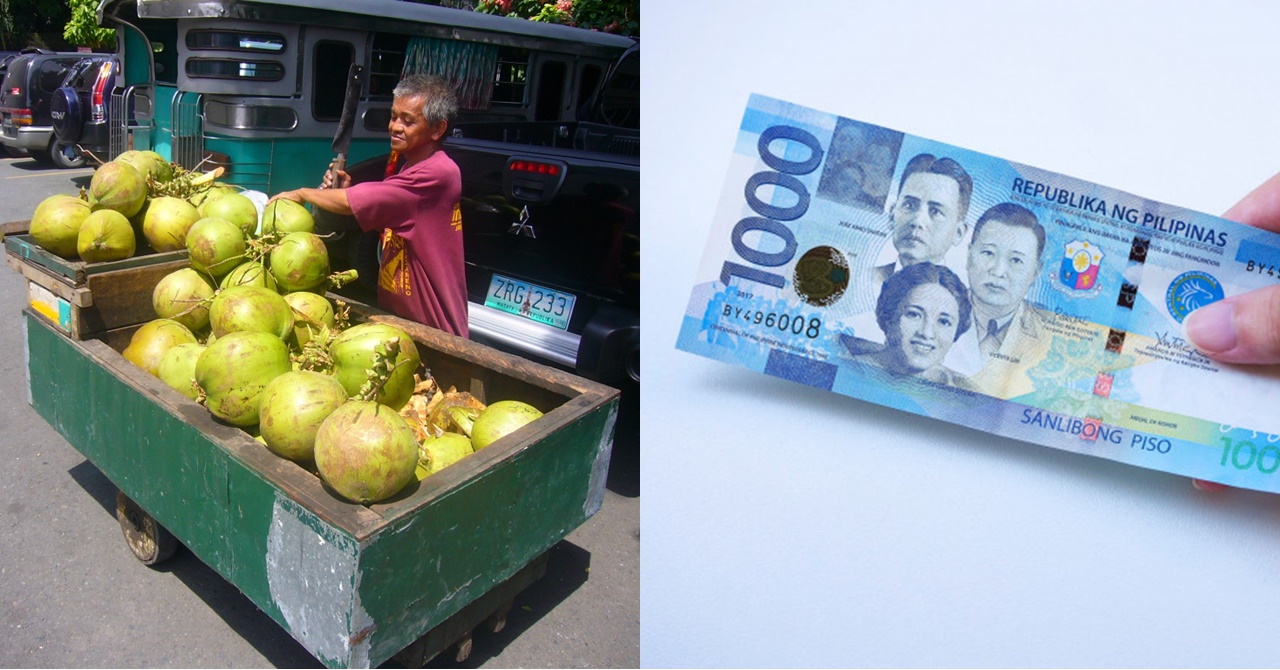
23;313;365;664
362;312;618;401
80;260;190;332
358;399;619;665
24;313;269;592
8;247;189;338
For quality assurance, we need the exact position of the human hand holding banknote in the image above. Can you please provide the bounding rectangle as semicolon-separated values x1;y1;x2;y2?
1187;172;1280;365
1187;172;1280;492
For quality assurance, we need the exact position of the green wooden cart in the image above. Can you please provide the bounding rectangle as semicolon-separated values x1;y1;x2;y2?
12;232;620;668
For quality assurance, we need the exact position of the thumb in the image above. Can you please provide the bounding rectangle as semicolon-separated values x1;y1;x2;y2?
1184;286;1280;364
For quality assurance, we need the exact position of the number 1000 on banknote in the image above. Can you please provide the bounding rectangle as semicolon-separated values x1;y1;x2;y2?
677;94;1280;493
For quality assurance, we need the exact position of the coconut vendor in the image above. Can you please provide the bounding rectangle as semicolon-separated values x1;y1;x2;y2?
268;74;468;338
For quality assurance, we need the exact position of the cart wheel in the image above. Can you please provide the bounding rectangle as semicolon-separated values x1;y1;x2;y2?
116;490;178;566
484;600;513;633
453;631;473;663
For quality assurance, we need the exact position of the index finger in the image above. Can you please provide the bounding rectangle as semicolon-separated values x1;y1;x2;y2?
1222;171;1280;233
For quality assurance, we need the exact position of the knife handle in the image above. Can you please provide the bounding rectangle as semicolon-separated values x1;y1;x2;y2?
322;154;348;189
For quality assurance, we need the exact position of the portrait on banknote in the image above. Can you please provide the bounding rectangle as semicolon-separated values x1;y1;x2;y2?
842;262;974;389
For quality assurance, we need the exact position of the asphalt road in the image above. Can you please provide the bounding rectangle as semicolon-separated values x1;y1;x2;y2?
0;154;639;668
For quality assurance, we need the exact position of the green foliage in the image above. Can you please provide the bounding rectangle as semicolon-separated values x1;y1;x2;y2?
63;0;114;49
474;0;638;36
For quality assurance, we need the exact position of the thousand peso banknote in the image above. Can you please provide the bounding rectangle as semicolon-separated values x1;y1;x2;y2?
677;94;1280;493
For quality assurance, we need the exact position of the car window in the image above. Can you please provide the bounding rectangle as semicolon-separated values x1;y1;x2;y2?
68;58;108;91
37;59;71;93
3;57;32;98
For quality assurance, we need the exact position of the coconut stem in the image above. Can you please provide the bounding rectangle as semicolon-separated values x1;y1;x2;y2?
292;325;335;373
355;336;410;403
324;269;360;290
333;300;351;331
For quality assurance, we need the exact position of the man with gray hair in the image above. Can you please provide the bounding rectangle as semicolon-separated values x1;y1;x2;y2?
270;74;468;337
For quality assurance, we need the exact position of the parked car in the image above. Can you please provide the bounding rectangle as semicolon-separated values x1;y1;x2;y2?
0;51;22;157
0;49;105;168
51;55;120;162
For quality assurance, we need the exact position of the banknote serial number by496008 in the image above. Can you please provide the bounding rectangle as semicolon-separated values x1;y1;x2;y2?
721;304;823;338
1243;260;1280;280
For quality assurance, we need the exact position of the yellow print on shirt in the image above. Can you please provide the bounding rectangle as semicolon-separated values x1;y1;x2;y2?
379;229;411;297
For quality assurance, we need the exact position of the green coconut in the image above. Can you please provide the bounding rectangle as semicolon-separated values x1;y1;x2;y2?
77;209;136;263
156;342;206;400
187;183;238;208
282;291;335;349
314;400;419;504
89;160;148;218
194;330;293;427
451;400;544;450
186;216;247;278
329;322;421;410
142;196;200;251
115;149;173;184
152;267;216;332
268;232;330;292
258;370;350;462
416;432;474;479
30;194;92;258
198;192;258;237
261;198;315;237
219;260;278;292
209;284;294;339
122;318;198;376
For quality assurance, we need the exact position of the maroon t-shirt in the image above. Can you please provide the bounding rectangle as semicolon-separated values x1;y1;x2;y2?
346;151;468;337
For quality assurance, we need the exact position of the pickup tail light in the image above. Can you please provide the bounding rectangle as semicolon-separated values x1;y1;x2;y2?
509;159;560;176
90;61;114;123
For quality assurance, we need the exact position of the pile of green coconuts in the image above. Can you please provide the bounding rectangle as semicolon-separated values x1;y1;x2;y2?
26;152;544;504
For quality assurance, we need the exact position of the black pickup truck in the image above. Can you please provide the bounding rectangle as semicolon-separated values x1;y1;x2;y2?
330;45;639;394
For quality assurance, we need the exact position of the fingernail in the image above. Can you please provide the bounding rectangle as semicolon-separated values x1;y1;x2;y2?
1184;300;1236;354
1192;478;1230;493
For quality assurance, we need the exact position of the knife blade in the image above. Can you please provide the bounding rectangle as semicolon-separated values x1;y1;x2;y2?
324;63;365;187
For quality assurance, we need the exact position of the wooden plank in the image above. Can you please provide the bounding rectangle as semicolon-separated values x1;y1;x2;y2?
4;233;188;285
353;303;616;401
79;259;188;332
5;234;85;283
10;259;83;305
8;245;188;338
1;219;29;239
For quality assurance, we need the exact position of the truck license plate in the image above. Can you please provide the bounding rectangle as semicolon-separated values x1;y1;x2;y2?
483;274;576;330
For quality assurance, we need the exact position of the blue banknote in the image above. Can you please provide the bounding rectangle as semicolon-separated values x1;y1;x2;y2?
677;94;1280;493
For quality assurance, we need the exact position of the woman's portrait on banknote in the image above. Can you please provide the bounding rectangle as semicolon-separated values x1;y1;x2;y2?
847;261;973;388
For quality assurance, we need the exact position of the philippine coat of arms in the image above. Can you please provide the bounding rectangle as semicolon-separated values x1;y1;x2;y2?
1055;240;1104;295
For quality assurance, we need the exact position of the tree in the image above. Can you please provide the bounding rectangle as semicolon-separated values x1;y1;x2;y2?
64;0;114;50
474;0;638;36
0;0;71;50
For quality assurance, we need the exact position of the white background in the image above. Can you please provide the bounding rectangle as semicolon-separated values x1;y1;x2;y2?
640;1;1280;666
